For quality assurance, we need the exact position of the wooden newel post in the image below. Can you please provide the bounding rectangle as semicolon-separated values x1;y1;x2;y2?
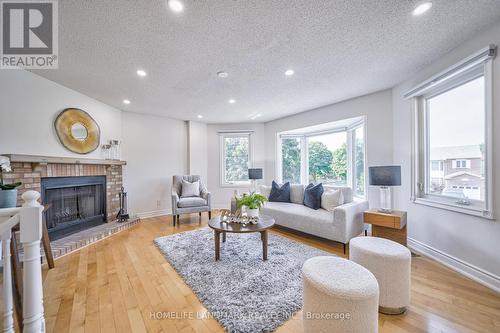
20;191;45;333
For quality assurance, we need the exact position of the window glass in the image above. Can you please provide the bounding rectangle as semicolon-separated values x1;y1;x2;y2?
223;135;250;184
427;76;485;201
307;132;347;186
354;126;365;197
281;137;301;184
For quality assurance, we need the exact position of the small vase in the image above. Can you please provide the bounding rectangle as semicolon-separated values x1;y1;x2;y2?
0;189;18;208
247;208;259;218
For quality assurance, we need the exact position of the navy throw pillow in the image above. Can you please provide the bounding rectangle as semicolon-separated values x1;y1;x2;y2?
268;181;291;202
303;183;324;210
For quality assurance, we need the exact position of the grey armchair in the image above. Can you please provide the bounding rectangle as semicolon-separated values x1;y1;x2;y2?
171;175;212;226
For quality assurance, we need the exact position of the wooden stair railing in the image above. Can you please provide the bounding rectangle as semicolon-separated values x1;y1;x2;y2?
8;204;54;332
1;191;45;333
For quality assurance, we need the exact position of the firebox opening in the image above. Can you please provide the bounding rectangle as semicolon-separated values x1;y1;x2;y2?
41;176;107;240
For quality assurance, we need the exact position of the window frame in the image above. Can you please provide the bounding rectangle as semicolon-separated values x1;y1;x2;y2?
351;122;367;198
276;119;367;198
407;45;495;219
219;132;253;187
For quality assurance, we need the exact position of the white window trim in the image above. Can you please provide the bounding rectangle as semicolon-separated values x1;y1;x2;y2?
407;45;496;219
219;132;253;188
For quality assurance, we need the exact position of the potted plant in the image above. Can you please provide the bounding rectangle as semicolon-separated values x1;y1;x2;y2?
0;156;22;208
236;193;267;218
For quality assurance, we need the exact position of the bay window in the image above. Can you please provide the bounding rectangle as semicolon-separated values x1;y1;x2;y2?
277;119;366;198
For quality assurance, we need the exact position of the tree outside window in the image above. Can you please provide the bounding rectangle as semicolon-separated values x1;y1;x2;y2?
281;138;301;183
223;135;250;184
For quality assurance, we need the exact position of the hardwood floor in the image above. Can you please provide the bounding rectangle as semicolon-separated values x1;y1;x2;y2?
28;213;500;332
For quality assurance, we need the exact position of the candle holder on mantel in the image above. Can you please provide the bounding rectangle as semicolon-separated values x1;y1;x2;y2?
109;140;122;160
101;140;122;160
101;144;112;160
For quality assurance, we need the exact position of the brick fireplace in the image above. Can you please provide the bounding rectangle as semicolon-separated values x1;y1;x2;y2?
1;155;125;225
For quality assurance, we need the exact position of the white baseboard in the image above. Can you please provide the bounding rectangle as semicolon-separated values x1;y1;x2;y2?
135;209;170;219
408;237;500;293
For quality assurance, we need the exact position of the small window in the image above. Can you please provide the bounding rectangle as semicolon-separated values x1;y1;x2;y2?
453;159;470;169
220;133;252;186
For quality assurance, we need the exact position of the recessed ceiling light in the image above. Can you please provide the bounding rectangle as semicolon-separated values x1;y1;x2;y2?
250;113;262;120
217;71;228;78
285;69;295;76
228;99;236;104
136;69;147;77
168;0;184;13
412;1;432;16
123;99;131;105
197;115;203;119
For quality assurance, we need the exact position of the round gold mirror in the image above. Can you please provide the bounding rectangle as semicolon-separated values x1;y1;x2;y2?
54;108;100;154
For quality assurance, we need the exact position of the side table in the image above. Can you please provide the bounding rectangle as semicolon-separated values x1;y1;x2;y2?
363;209;407;246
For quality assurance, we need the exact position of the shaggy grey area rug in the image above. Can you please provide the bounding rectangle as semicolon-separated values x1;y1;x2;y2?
154;227;334;333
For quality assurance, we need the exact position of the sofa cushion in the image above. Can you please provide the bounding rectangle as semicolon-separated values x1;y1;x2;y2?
269;181;291;202
323;185;353;203
259;185;271;198
290;184;305;204
321;189;344;212
303;183;324;210
262;202;334;235
178;197;207;208
181;179;200;197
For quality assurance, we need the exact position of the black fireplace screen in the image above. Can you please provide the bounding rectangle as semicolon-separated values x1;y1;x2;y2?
42;176;106;240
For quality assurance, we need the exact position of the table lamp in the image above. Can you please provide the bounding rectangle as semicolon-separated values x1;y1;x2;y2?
369;166;401;213
248;168;263;193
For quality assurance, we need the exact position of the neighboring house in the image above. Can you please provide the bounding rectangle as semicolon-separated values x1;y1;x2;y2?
430;145;484;200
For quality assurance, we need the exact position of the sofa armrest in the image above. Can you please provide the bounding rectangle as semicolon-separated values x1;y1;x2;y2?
171;191;179;214
202;191;211;209
333;199;369;243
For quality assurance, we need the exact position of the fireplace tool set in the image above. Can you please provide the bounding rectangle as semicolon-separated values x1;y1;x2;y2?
117;186;129;222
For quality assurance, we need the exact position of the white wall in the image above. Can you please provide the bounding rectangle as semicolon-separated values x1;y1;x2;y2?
0;70;122;158
207;123;266;208
264;90;394;207
392;21;500;291
121;112;188;218
188;121;208;182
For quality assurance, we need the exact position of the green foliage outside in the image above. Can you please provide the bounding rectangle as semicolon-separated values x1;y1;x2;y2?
331;142;347;181
354;139;365;195
224;137;249;182
280;137;365;195
308;141;334;183
281;138;301;183
330;140;365;194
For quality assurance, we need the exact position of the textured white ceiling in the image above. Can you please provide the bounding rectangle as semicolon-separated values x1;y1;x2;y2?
33;0;500;123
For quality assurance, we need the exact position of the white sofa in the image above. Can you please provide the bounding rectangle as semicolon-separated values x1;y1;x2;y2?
259;184;368;252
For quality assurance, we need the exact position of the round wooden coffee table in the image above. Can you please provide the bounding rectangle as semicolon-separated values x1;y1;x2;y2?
208;215;275;261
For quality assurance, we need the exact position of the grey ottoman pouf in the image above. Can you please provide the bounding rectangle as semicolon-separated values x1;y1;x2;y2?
350;236;411;314
302;256;379;333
